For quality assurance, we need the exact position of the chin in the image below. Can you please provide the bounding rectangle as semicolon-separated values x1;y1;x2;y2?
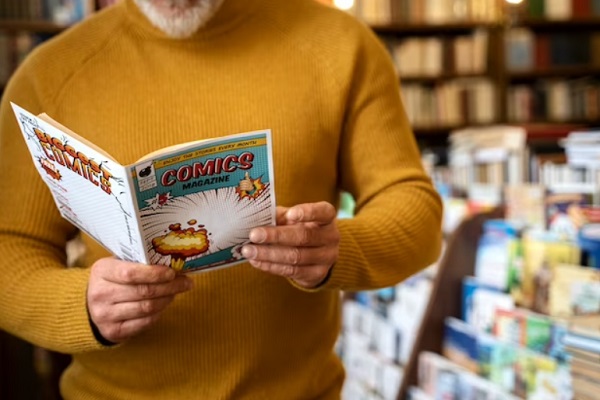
134;0;225;38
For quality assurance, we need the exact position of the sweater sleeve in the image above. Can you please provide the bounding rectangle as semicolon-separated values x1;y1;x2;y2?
319;26;443;292
0;62;106;353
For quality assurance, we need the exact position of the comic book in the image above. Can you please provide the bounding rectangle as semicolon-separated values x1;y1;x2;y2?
11;103;276;273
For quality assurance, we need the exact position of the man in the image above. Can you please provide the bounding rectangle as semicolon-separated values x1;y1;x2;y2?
0;0;443;398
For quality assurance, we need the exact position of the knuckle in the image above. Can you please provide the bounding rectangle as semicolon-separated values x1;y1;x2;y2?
137;283;156;298
282;264;298;279
288;248;302;266
103;325;120;341
298;228;312;246
139;299;155;315
119;267;134;282
93;307;111;323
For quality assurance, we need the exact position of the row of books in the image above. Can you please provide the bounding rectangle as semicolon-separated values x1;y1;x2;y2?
440;314;571;399
348;0;502;26
413;269;599;399
409;351;519;400
506;29;600;71
0;0;94;25
524;0;600;20
448;126;527;193
507;79;600;124
339;266;438;400
400;78;497;129
563;315;600;400
0;32;46;88
384;30;488;78
445;125;600;209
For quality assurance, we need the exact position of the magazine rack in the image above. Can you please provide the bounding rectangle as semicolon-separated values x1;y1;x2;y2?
396;209;502;399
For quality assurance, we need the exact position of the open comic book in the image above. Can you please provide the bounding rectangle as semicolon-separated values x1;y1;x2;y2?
11;103;276;273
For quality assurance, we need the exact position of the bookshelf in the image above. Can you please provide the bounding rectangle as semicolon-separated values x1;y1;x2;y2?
344;0;600;147
0;3;104;399
0;0;100;95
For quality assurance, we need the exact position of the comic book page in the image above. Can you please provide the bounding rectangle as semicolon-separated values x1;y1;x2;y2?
10;103;145;263
130;130;276;273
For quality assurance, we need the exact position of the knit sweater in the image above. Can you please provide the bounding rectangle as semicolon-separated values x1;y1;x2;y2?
0;0;442;398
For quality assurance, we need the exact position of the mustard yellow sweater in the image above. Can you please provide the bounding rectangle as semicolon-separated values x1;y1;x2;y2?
0;0;442;398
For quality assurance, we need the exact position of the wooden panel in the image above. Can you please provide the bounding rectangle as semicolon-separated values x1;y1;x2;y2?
397;209;502;399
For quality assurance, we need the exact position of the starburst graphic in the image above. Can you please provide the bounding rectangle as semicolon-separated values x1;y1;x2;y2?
145;192;173;210
236;172;267;200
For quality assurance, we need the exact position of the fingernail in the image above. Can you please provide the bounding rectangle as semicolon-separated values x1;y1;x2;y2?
241;245;257;259
287;208;302;221
249;229;266;243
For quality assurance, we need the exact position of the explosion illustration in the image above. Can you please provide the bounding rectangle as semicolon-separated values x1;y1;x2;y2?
141;185;272;270
151;220;209;271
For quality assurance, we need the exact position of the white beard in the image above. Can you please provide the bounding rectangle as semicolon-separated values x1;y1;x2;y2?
134;0;226;39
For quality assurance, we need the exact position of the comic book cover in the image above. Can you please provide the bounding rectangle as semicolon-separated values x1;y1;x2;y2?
11;102;276;273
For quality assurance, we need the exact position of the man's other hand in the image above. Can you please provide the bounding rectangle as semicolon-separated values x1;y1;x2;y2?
242;201;340;289
87;258;193;343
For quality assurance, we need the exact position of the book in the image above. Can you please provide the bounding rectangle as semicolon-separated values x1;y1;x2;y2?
516;230;581;310
462;276;514;333
549;264;600;317
493;308;569;362
443;317;479;373
568;314;600;339
11;103;276;273
563;332;600;354
570;356;600;382
571;374;600;400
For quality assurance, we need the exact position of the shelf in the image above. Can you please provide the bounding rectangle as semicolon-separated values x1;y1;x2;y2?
400;72;489;84
413;124;497;136
0;20;68;34
514;17;600;30
507;66;600;80
371;21;499;35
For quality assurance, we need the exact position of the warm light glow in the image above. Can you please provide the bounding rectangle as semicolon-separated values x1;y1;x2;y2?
333;0;354;10
505;0;523;4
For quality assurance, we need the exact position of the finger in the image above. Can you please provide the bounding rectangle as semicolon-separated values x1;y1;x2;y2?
99;260;177;285
249;222;339;247
92;296;175;323
275;206;290;225
285;202;337;225
99;276;193;304
100;314;162;343
248;260;329;285
241;244;336;267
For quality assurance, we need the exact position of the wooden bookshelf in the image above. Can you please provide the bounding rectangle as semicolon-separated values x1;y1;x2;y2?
371;21;499;36
400;72;490;84
507;66;600;81
366;8;600;139
516;17;600;30
0;5;101;400
0;20;68;34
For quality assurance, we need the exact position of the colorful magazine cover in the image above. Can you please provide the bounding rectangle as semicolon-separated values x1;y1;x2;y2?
11;103;276;273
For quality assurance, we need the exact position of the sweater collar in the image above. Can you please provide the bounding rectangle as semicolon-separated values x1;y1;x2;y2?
122;0;264;41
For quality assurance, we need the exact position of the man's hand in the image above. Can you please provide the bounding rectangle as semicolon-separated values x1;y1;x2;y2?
241;201;340;288
87;258;193;343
